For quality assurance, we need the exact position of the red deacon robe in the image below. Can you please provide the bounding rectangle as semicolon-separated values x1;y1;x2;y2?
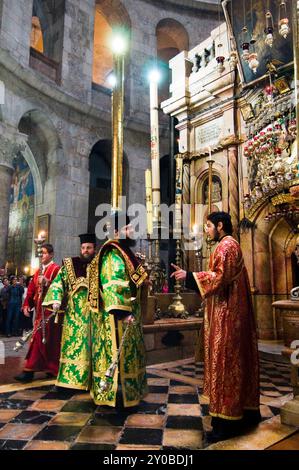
190;235;259;420
23;262;62;376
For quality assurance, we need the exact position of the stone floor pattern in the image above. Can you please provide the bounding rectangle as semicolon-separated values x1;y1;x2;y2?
0;357;297;450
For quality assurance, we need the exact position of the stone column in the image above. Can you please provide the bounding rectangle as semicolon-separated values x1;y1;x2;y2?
228;145;239;235
0;137;25;266
60;0;95;102
0;0;33;67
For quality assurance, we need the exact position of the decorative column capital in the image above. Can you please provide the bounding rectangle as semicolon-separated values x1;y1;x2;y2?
220;135;241;148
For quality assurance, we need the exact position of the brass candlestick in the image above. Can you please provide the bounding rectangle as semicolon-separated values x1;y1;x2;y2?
191;233;204;318
34;232;47;344
168;237;189;318
206;153;215;265
146;235;165;294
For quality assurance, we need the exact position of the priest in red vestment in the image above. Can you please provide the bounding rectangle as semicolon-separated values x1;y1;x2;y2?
171;211;260;442
15;243;62;383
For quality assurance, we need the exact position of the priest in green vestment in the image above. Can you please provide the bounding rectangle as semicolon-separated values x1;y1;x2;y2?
43;233;96;390
88;212;148;407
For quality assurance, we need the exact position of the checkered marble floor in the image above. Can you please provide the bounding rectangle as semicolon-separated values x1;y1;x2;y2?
0;358;295;450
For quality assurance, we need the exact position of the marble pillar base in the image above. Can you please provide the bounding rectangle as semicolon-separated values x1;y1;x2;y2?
281;396;299;427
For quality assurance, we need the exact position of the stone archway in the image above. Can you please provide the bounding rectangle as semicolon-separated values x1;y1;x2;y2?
268;218;299;339
244;201;299;340
93;0;131;88
0;129;27;268
6;150;36;275
16;109;65;265
31;0;65;63
156;18;189;103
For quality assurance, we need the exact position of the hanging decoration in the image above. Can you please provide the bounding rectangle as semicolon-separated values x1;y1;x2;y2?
216;0;225;74
265;10;274;47
278;1;290;39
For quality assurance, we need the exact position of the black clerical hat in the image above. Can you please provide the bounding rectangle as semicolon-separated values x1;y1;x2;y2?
78;233;96;245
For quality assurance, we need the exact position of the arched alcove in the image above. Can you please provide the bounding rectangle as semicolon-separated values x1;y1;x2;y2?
93;0;131;89
15;109;63;268
156;18;189;103
268;217;299;339
6;151;35;274
88;139;129;237
202;175;222;205
18;109;63;190
244;200;299;339
30;0;65;82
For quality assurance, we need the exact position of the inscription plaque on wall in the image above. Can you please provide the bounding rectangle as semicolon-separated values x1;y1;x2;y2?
195;118;222;151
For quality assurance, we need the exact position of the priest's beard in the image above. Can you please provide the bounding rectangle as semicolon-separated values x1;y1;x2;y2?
80;253;95;263
119;238;137;249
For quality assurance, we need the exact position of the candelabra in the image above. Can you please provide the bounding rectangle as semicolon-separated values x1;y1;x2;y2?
144;234;165;295
190;229;204;318
167;237;189;319
34;232;47;344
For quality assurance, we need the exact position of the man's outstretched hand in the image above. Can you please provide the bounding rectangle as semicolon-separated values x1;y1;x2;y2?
170;263;187;281
123;314;135;325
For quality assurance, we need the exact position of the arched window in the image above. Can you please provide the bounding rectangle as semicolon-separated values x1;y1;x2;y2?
202;175;222;204
156;19;189;103
30;16;44;53
88;140;129;237
93;8;113;87
92;1;131;90
30;1;65;83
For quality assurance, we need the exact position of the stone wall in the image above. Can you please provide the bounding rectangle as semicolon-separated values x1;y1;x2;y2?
0;0;219;264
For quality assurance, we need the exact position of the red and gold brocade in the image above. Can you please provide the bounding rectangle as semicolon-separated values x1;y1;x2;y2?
193;236;259;420
23;262;62;376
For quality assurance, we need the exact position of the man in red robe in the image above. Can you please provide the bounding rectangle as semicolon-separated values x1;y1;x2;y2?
15;243;62;383
171;211;260;442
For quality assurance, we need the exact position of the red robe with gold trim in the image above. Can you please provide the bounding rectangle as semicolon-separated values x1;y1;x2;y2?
23;262;62;376
192;236;259;420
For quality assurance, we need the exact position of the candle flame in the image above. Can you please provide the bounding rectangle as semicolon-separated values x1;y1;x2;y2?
38;231;46;239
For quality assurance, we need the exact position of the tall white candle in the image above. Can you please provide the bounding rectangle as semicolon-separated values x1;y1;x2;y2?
150;77;160;228
175;154;183;233
145;169;153;236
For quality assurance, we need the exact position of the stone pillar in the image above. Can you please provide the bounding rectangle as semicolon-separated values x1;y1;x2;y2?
60;0;95;102
228;145;239;235
0;137;25;266
0;0;33;67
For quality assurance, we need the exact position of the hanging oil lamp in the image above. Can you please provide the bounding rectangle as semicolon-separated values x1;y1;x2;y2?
248;32;259;73
278;1;290;39
229;49;238;69
215;41;225;74
241;26;250;62
228;34;238;69
248;52;259;73
265;11;274;47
